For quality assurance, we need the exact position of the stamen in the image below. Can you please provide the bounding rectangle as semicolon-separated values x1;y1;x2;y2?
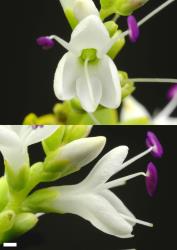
146;162;158;197
146;131;164;158
129;78;177;84
127;15;140;43
155;95;177;120
167;84;177;100
104;172;146;189
120;147;154;172
119;213;153;228
49;35;71;51
137;0;175;27
108;0;175;50
36;36;55;49
32;125;44;130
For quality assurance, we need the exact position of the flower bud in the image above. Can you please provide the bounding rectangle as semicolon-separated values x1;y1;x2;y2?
0;177;9;211
44;137;106;177
1;213;38;242
119;71;135;99
59;0;99;28
0;210;15;233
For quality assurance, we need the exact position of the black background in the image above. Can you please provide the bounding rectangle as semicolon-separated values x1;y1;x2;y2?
1;0;177;123
0;126;176;249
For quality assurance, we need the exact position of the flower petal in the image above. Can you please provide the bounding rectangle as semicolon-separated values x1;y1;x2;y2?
24;126;59;147
96;55;121;109
54;52;82;100
101;190;136;226
82;146;129;187
70;15;110;57
0;126;20;147
76;74;102;113
55;189;133;238
121;96;151;122
0;146;27;170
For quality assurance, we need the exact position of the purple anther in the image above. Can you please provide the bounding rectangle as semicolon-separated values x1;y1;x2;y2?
36;36;55;50
146;162;158;197
146;131;164;158
127;15;140;43
32;125;44;129
167;84;177;100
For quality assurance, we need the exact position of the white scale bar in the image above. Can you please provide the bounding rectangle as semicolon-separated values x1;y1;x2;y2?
3;243;17;247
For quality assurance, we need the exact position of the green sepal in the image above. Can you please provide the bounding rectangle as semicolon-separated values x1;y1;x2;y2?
65;9;78;29
0;177;9;211
0;210;15;233
42;126;66;155
119;71;136;99
0;213;38;243
43;149;80;179
44;150;70;173
5;162;30;191
22;188;59;213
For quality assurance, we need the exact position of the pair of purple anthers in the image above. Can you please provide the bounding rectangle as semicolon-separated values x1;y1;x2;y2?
36;15;139;49
32;125;44;129
145;131;164;197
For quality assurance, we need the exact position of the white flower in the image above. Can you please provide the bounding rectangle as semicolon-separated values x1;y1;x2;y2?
52;15;121;113
120;95;177;125
59;0;99;22
0;125;59;171
49;145;153;238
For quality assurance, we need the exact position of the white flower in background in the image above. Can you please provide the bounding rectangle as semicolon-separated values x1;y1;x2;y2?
36;145;157;238
121;91;177;125
59;0;99;22
0;125;59;171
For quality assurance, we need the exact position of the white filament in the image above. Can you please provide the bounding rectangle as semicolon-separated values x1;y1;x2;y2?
156;94;177;118
108;0;175;48
119;213;153;227
130;78;177;84
138;0;175;27
88;113;101;125
49;35;71;51
120;146;154;171
104;172;147;189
